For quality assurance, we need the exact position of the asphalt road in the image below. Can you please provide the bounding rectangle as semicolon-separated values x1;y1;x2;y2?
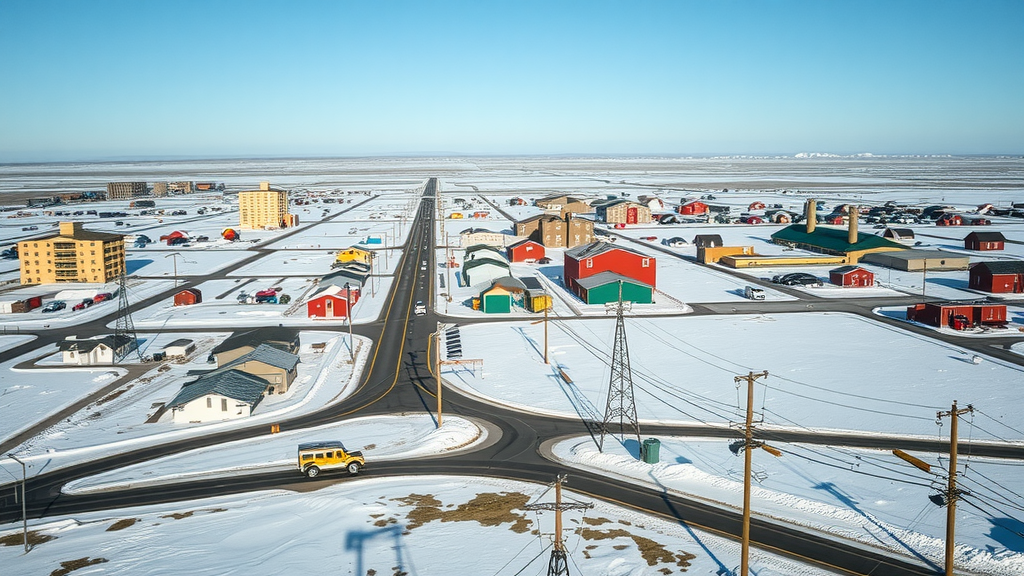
4;178;1022;575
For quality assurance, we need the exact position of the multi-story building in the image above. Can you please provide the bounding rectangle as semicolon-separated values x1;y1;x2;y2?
239;182;297;229
151;182;168;196
168;181;194;194
514;214;594;248
18;222;125;285
106;182;148;200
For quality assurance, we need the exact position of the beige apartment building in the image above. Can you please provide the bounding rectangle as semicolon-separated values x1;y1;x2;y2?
106;182;148;200
19;222;125;285
238;182;297;229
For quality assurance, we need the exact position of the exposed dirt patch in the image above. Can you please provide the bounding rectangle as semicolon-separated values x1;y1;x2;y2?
583;516;611;526
106;518;139;531
96;385;133;406
161;511;194;520
363;443;377;450
49;557;108;576
391;492;533;534
0;530;55;546
580;528;695;570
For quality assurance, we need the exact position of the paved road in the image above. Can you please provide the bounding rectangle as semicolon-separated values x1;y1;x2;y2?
5;179;1022;575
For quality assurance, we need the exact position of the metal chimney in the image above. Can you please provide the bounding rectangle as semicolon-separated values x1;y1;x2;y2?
806;199;816;234
848;205;858;244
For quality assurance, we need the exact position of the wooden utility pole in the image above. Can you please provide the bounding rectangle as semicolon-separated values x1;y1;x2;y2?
434;326;443;428
544;305;550;364
523;474;593;576
345;283;355;361
937;400;974;576
734;370;769;576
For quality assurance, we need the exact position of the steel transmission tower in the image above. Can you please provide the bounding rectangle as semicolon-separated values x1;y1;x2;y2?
114;273;142;362
599;281;641;453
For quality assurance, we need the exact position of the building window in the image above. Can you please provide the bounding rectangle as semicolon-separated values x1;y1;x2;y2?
221;398;228;411
207;397;212;408
586;258;593;268
642;258;650;268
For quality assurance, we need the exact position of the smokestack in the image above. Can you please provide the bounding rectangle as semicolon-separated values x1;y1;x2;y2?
848;205;858;244
806;199;816;234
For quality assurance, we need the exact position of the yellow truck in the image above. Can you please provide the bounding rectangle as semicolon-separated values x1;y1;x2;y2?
297;441;365;478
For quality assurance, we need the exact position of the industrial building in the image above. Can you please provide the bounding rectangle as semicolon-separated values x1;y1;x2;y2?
770;200;905;263
907;302;1007;329
106;182;147;200
239;182;297;230
860;250;971;272
18;222;125;285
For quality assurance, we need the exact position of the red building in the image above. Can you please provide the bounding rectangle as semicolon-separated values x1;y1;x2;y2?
969;261;1024;293
506;239;545;263
563;242;655;292
829;266;874;287
173;288;202;306
306;285;360;319
907;302;1007;329
936;214;963;226
676;200;709;215
964;231;1005;251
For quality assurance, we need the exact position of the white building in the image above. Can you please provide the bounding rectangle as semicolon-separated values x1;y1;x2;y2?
168;369;267;423
162;338;196;359
60;335;136;366
459;227;517;248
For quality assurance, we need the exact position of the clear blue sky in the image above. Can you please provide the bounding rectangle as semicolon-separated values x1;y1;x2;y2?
1;1;1022;161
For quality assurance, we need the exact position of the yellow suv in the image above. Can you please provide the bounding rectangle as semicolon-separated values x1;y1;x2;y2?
297;441;365;478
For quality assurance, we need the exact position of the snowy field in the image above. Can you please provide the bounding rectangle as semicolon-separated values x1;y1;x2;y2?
0;475;833;576
441;314;1024;442
5;332;369;475
553;436;1024;575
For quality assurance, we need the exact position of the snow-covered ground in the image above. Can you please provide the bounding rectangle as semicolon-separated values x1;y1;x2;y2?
552;436;1024;575
440;314;1024;442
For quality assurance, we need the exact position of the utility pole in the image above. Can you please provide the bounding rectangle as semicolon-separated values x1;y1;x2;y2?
544;304;550;364
7;453;27;553
937;400;974;576
733;370;770;576
345;283;354;361
523;474;593;576
433;323;444;428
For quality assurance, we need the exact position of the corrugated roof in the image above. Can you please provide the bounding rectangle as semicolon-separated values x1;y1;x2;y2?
974;261;1024;274
167;369;268;408
576;271;653;290
218;343;299;372
771;225;905;253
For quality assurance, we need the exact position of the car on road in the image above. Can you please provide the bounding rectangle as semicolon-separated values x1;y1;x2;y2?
744;286;766;300
22;226;38;231
72;299;95;311
414;301;427;315
641;236;657;241
297;441;364;478
42;300;66;313
93;292;114;303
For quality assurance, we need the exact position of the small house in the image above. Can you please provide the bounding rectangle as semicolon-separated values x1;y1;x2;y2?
213;343;299;395
173;288;202;306
521;277;552;312
969;261;1024;293
211;327;300;366
168;369;268;423
163;338;196;359
573;272;653;305
60;335;137;366
507;239;545;263
676;200;708;215
480;284;512;314
907;302;1007;328
307;284;360;319
829;266;875;287
964;231;1005;251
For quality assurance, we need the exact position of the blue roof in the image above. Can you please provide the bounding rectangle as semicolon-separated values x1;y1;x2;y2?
168;369;268;408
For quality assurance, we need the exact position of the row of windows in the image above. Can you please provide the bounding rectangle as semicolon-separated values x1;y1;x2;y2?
206;397;230;411
583;257;651;268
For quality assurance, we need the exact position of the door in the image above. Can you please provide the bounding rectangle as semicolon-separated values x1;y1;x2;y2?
627;207;638;225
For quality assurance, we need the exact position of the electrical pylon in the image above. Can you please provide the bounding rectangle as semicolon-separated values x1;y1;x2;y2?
599;281;641;453
523;474;593;576
114;272;142;363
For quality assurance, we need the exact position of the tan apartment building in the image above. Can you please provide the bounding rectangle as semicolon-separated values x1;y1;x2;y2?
106;182;148;200
19;222;125;285
515;214;595;248
534;194;594;218
239;182;297;229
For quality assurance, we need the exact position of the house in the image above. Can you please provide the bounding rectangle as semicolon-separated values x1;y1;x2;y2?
692;234;724;248
336;247;373;265
881;228;916;245
173;288;202;306
163;339;196;359
676;200;709;215
459;227;514;248
479;277;526;314
964;231;1005;251
507;239;545;262
907;302;1007;328
521;276;552;312
563;242;655;292
307;284;360;319
462;257;511;287
968;261;1024;293
320;268;368;290
829;266;875;287
573;271;654;305
211;327;300;366
465;243;509;263
60;335;137;366
213;343;299;395
168;369;268;423
596;200;651;225
514;214;595;248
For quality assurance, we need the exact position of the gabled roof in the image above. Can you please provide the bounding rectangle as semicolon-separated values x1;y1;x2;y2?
565;241;647;261
490;276;527;292
309;284;356;301
973;261;1024;275
167;369;268;409
692;234;724;247
964;231;1006;242
771;225;905;253
212;327;299;355
516;213;562;225
216;343;299;372
829;265;869;275
465;243;507;256
460;227;500;235
507;238;543;250
882;228;915;238
59;334;133;353
463;257;510;272
576;271;653;290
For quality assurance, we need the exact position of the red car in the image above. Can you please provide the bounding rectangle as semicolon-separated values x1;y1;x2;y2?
93;292;113;303
72;299;93;311
641;236;657;241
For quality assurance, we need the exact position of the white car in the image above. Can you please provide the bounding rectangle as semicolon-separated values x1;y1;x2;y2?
414;301;427;315
744;286;766;300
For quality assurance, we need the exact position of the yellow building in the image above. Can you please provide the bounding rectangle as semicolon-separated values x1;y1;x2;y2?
335;247;373;265
239;182;295;230
18;222;125;285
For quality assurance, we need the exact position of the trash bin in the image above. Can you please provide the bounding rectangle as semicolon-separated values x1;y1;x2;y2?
641;438;661;464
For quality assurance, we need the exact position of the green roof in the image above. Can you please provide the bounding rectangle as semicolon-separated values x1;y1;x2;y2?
771;225;905;254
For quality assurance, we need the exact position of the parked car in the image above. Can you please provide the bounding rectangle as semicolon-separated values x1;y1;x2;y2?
778;273;823;287
641;236;657;241
72;299;93;311
744;286;766;300
42;300;66;313
93;292;114;303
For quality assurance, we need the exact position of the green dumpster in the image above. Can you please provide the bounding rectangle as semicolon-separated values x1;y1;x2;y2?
641;438;661;464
